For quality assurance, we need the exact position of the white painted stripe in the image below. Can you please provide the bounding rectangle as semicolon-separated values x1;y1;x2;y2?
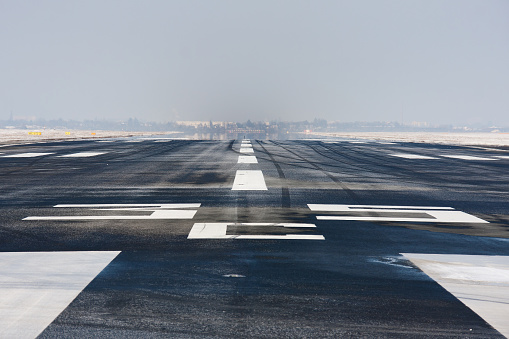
442;155;498;161
2;153;53;158
316;212;487;223
239;148;254;153
24;210;197;220
390;153;438;159
241;140;251;143
232;170;267;190
402;253;509;338
350;141;367;144
54;203;201;208
58;152;106;157
237;156;258;164
0;251;120;339
494;156;509;159
308;204;454;211
309;204;487;223
187;223;324;240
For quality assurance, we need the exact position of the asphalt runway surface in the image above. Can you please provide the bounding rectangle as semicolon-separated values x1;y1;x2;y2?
1;137;509;338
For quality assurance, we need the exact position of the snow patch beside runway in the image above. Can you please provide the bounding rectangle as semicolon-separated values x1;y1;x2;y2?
0;251;120;339
403;253;509;338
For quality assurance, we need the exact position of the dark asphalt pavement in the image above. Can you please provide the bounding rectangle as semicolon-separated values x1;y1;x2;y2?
1;138;508;338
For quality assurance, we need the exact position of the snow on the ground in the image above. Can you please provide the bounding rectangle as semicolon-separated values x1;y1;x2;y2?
0;129;177;143
309;132;509;147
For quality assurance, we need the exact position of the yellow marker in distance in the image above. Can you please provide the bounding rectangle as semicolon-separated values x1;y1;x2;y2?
28;132;41;135
91;132;96;135
65;132;71;135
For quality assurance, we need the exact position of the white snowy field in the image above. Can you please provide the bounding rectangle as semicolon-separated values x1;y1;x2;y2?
0;129;176;144
310;132;509;147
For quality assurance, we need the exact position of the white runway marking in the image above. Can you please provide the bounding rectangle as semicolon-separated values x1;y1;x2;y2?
494;155;509;159
390;153;438;159
58;152;106;157
402;253;509;338
309;204;488;223
24;203;200;220
350;141;367;144
188;223;324;240
232;170;267;190
0;251;120;339
442;155;498;161
239;148;254;153
2;152;53;158
237;156;258;164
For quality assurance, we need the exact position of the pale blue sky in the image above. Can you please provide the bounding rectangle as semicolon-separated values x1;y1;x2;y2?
1;0;508;125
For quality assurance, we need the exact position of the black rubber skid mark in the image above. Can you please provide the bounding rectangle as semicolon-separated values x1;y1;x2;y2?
256;141;291;208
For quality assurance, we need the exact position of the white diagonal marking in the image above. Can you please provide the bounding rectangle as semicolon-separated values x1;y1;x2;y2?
0;251;120;339
403;253;509;338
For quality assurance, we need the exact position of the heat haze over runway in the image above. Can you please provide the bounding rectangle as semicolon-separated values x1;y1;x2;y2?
1;137;509;337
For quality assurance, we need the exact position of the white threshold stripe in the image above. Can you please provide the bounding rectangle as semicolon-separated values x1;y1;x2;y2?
58;152;106;157
390;153;438;159
308;204;454;211
239;148;254;153
238;156;258;164
402;254;509;338
442;155;498;161
0;251;120;339
2;153;54;158
232;170;267;190
187;223;324;240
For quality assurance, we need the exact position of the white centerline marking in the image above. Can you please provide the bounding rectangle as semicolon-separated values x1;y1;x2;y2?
58;152;107;158
442;155;498;161
0;251;120;339
237;156;258;164
494;156;509;159
239;148;254;153
390;153;438;159
232;170;267;190
188;223;324;240
402;253;509;338
2;153;54;158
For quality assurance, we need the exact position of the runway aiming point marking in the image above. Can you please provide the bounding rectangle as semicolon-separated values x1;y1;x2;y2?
23;203;201;220
308;204;488;223
188;223;324;240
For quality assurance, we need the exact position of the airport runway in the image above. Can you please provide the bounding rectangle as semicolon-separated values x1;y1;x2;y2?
1;137;509;338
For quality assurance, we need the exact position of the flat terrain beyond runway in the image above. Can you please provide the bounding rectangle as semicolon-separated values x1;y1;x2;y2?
1;138;509;338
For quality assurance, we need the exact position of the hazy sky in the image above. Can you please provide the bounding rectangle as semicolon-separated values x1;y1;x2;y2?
1;0;508;125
